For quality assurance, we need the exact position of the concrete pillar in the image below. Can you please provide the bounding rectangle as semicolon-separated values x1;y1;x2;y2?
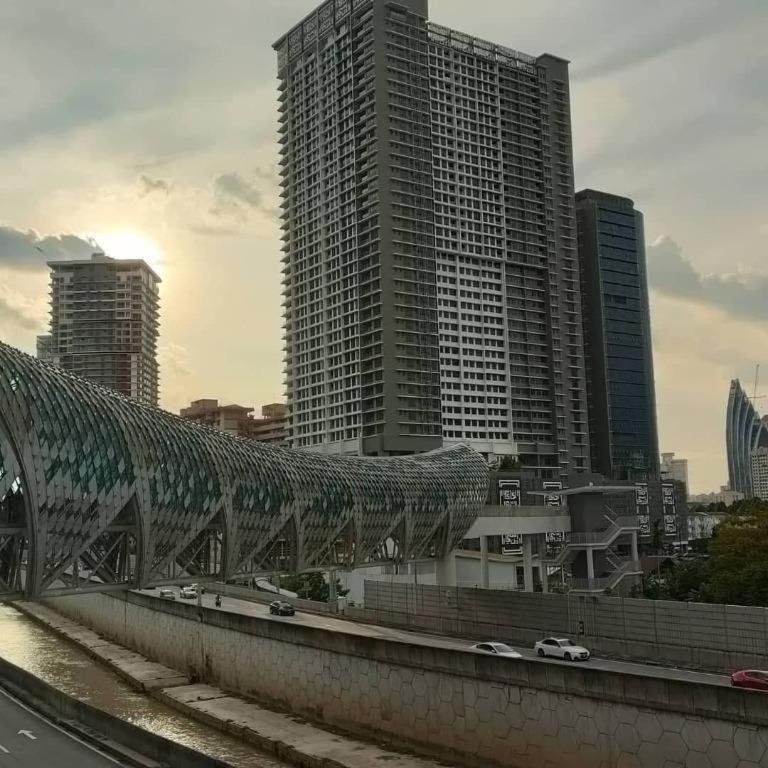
540;565;549;593
511;564;518;591
586;548;595;580
523;536;534;592
480;535;489;589
328;570;337;602
631;532;639;562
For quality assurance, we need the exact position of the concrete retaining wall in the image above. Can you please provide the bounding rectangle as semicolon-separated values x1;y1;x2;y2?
0;654;229;768
47;591;768;768
357;581;768;672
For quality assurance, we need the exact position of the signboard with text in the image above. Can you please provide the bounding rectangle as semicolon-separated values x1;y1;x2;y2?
501;533;522;556
498;479;521;507
662;482;677;536
543;481;562;508
635;483;651;537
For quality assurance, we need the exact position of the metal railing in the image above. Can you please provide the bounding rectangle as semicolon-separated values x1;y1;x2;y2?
542;516;638;566
569;559;643;593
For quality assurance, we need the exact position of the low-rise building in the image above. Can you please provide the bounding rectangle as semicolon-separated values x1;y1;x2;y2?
180;399;288;444
687;510;724;541
660;452;689;494
688;486;744;507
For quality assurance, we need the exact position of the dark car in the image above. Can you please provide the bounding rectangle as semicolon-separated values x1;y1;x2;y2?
269;600;295;616
731;670;768;692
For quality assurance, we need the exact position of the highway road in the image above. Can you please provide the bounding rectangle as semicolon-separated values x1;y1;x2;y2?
143;589;731;688
0;685;121;767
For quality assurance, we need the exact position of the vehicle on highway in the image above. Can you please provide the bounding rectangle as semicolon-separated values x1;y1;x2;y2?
269;600;295;616
189;583;205;594
470;642;522;658
179;586;197;599
534;637;590;661
159;588;175;600
731;669;768;691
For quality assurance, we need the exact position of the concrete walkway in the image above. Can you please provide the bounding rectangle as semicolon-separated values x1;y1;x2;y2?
15;602;452;768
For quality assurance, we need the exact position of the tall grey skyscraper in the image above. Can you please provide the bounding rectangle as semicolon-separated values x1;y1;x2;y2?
47;253;160;406
576;190;659;481
275;0;590;478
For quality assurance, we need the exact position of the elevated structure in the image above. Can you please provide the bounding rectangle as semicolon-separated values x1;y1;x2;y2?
726;379;768;496
0;342;487;600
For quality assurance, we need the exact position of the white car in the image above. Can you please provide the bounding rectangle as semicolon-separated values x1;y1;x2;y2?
470;642;522;658
534;637;590;661
179;586;197;600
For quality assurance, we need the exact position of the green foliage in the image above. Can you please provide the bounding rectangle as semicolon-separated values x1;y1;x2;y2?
496;455;520;471
279;572;350;602
706;499;768;605
638;499;768;606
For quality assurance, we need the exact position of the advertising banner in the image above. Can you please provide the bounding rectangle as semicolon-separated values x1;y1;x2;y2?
635;482;651;537
498;479;520;507
542;480;562;508
662;482;677;535
545;531;565;543
501;533;522;555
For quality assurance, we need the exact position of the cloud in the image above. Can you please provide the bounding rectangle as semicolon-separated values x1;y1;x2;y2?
160;342;192;378
0;227;95;271
211;171;278;220
0;285;44;332
647;236;768;323
138;174;171;196
214;172;266;209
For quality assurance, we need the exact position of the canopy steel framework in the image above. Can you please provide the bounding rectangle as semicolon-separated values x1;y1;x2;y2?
0;342;487;599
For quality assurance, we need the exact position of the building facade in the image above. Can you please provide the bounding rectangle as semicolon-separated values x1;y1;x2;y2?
660;452;689;494
36;334;52;361
726;379;768;496
46;253;160;406
275;0;590;476
576;190;659;482
688;486;744;507
752;447;768;501
180;400;288;444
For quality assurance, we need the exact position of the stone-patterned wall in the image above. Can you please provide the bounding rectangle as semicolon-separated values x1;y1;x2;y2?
48;592;768;768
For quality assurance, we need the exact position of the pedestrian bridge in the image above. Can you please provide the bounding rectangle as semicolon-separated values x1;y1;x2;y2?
0;342;488;600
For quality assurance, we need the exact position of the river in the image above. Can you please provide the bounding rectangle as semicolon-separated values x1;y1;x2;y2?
0;603;289;767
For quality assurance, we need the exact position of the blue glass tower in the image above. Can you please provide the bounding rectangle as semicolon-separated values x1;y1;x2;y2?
576;190;659;481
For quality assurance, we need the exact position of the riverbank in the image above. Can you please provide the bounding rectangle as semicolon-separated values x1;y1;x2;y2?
14;601;450;768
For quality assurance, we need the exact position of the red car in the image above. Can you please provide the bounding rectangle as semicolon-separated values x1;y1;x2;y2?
731;670;768;691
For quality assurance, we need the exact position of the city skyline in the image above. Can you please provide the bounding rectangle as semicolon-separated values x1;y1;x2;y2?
1;0;767;491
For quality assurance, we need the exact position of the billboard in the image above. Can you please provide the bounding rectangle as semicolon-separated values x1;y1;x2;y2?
501;533;522;555
635;482;651;537
498;479;520;507
545;531;565;543
542;480;562;508
662;481;677;535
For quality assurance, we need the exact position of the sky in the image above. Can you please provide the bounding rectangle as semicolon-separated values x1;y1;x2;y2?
0;0;766;493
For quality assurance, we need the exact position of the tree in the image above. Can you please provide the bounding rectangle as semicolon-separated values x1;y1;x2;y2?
279;572;350;602
706;500;768;606
496;455;520;471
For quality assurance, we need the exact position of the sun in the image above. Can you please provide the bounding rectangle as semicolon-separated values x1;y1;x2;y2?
86;230;164;274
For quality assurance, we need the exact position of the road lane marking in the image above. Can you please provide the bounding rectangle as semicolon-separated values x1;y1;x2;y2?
0;686;122;763
17;730;36;740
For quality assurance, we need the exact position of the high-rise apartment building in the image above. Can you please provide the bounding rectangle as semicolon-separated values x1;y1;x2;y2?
751;447;768;501
576;190;659;481
47;253;160;405
275;0;590;476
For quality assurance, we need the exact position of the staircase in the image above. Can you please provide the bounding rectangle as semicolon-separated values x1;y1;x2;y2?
542;514;638;567
569;558;643;594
